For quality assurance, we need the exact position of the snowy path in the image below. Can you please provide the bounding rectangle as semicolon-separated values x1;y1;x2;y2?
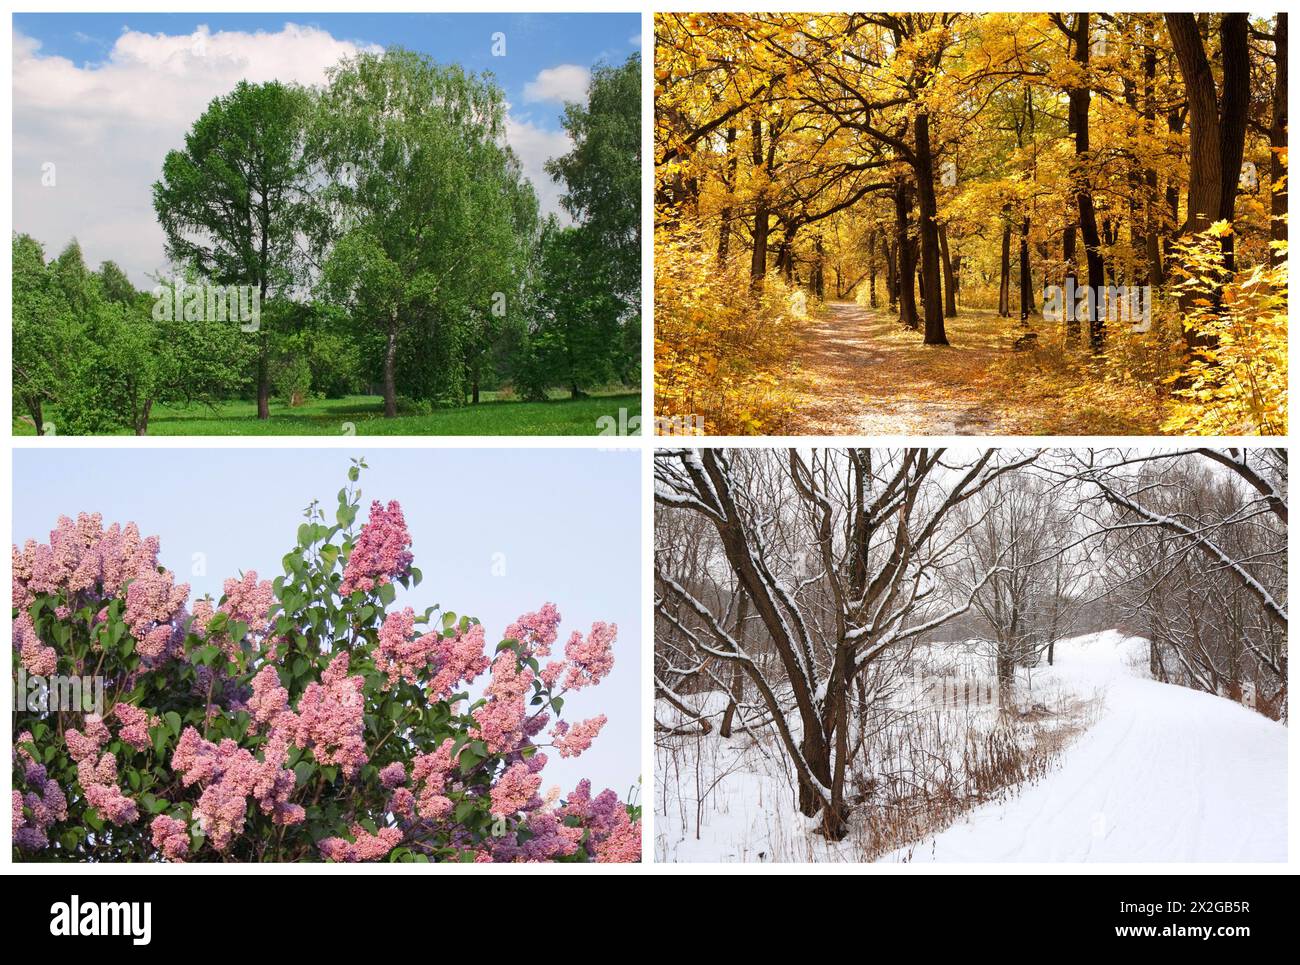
897;632;1288;863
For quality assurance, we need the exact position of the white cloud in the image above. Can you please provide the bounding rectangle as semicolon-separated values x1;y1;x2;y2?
14;25;579;285
504;114;571;222
522;63;590;105
630;33;642;47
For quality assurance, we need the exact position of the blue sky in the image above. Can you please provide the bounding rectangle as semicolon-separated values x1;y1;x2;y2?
13;447;643;800
13;12;640;126
12;12;641;284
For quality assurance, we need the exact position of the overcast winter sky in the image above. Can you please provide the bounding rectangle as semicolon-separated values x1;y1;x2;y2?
12;12;641;286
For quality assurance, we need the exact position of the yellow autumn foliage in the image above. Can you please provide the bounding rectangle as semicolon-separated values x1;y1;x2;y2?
654;223;809;434
1161;226;1288;435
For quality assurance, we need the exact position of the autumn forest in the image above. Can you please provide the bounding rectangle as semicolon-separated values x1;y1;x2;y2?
654;12;1287;435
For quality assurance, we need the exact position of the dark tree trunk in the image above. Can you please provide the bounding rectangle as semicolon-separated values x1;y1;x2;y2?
1164;108;1185;266
1270;14;1288;267
1166;11;1249;346
1068;13;1106;353
998;210;1012;317
1063;105;1080;342
749;118;769;286
1216;13;1250;272
884;236;898;310
717;126;737;266
1018;216;1034;321
939;223;957;317
893;178;919;328
720;593;749;738
812;238;825;299
383;323;398;419
867;228;878;307
913;113;948;344
1143;42;1165;286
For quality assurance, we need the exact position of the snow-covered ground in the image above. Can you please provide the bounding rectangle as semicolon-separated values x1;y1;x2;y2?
896;630;1287;862
656;630;1288;863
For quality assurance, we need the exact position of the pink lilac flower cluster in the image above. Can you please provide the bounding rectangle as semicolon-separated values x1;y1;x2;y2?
12;733;69;852
158;654;369;858
65;715;138;825
291;652;368;779
558;779;642;863
13;514;159;611
502;603;562;657
339;501;413;596
562;622;618;690
472;653;534;753
551;715;608;759
375;608;427;687
12;611;55;677
484;776;642;863
123;567;190;661
12;515;189;673
375;608;490;696
219;572;275;636
171;726;304;851
379;762;407;788
111;703;158;753
317;824;403;862
489;761;542;817
191;572;277;660
150;815;190;862
428;623;490;699
409;740;457;820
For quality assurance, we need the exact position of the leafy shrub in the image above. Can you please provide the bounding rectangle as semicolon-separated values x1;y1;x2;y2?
1161;222;1287;435
12;461;640;862
654;224;809;434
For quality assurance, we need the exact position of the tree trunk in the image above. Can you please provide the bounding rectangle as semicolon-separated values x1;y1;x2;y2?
1165;12;1249;344
1164;108;1185;266
913;112;948;344
1216;13;1250;273
1018;216;1034;321
867;229;878;307
1270;14;1288;267
998;210;1012;317
749;118;770;287
383;323;398;418
135;399;153;436
717;126;737;266
884;236;898;310
1142;40;1165;286
720;593;749;738
939;223;957;317
812;237;825;299
1069;13;1106;353
256;334;271;420
893;178;919;327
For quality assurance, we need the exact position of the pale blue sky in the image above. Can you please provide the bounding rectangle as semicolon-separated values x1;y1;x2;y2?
12;447;642;798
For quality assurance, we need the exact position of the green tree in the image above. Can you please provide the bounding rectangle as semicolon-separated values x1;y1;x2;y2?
96;260;138;306
546;54;642;311
310;49;537;416
520;219;628;400
153;80;312;419
58;275;249;435
11;235;75;434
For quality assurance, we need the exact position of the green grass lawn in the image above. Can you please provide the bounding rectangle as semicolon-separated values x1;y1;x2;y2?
15;391;642;436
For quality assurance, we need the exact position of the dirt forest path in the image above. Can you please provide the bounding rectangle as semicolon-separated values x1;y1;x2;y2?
789;301;1017;435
